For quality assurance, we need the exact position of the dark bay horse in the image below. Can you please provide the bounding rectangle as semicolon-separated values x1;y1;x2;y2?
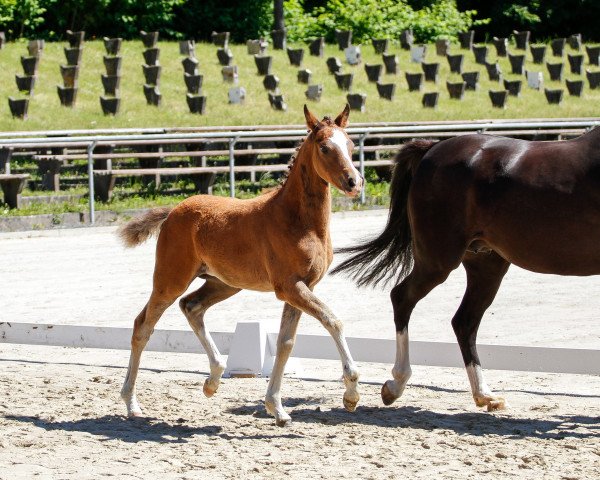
333;129;600;411
118;105;363;426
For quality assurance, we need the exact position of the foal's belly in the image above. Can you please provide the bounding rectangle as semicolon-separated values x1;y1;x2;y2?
205;263;274;292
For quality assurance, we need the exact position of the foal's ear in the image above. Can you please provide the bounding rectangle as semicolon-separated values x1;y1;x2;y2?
304;104;321;131
334;104;350;128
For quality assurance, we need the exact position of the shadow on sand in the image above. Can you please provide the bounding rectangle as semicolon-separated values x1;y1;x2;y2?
4;414;303;443
225;397;600;440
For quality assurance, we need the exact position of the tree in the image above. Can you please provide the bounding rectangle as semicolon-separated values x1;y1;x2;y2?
274;0;284;30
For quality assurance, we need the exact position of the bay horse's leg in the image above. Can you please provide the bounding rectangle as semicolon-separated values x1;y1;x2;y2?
265;303;302;426
381;264;452;406
276;281;360;412
452;251;510;411
179;277;241;397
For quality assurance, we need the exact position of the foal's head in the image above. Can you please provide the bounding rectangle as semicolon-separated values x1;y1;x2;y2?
303;104;363;197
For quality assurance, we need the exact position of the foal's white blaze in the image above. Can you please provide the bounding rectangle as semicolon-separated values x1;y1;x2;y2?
330;129;353;163
329;129;362;189
387;328;412;399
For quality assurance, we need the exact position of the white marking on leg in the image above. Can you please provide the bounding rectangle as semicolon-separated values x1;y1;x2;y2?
194;326;226;397
321;313;359;411
466;362;506;410
121;358;143;417
466;362;492;399
281;283;359;412
182;303;226;397
386;328;412;400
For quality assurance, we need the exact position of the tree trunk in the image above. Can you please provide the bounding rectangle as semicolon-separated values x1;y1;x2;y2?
273;0;285;31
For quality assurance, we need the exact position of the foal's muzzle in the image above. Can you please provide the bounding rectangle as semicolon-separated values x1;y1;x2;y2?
341;173;364;197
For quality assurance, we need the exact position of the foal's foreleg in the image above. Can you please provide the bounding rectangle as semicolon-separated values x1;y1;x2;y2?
277;281;360;412
453;252;510;411
179;277;240;397
265;303;302;426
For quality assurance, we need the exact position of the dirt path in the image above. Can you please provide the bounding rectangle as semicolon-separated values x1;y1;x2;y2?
1;210;600;478
1;345;600;479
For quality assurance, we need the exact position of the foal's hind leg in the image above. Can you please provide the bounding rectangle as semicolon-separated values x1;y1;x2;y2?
381;264;452;406
452;251;510;411
121;229;199;417
121;293;177;417
179;277;240;398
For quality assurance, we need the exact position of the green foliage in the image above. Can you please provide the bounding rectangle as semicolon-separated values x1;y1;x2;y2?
284;0;484;43
173;0;273;42
1;0;273;41
0;0;46;38
502;2;541;27
411;0;487;42
458;0;600;42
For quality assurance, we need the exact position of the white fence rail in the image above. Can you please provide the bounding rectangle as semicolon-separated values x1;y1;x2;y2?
2;321;599;376
2;118;600;222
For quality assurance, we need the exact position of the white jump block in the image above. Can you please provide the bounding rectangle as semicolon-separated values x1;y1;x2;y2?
3;321;600;376
224;320;302;378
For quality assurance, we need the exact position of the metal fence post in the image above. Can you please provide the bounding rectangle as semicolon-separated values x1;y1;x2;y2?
229;137;237;198
358;133;367;205
87;141;97;225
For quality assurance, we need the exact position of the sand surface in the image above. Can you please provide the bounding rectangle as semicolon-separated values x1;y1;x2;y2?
1;210;600;478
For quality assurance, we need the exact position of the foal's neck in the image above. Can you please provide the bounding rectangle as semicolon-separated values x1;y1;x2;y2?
276;137;331;235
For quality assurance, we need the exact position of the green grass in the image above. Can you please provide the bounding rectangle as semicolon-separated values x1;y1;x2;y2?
1;38;599;131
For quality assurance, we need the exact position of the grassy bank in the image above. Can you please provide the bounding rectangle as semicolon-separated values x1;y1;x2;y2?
1;38;598;131
1;38;598;219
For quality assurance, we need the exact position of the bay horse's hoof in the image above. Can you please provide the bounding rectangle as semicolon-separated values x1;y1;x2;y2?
203;379;219;398
381;380;398;406
475;395;507;411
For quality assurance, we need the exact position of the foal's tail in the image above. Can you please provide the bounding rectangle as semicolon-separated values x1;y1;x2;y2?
117;206;173;248
331;140;437;287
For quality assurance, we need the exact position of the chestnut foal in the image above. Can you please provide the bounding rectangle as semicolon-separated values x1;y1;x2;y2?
118;105;363;426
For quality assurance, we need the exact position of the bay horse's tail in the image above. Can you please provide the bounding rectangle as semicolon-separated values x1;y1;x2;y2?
117;206;173;248
332;140;437;287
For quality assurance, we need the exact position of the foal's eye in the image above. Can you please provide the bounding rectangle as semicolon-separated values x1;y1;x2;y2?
320;145;329;154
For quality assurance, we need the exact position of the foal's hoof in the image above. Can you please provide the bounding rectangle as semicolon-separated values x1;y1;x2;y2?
203;379;219;398
475;395;507;412
381;381;398;406
343;396;358;412
275;415;292;427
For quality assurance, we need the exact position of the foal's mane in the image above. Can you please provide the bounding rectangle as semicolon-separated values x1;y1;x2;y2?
278;135;306;187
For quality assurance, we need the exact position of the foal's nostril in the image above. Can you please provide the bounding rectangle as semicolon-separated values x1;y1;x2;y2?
348;177;356;189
